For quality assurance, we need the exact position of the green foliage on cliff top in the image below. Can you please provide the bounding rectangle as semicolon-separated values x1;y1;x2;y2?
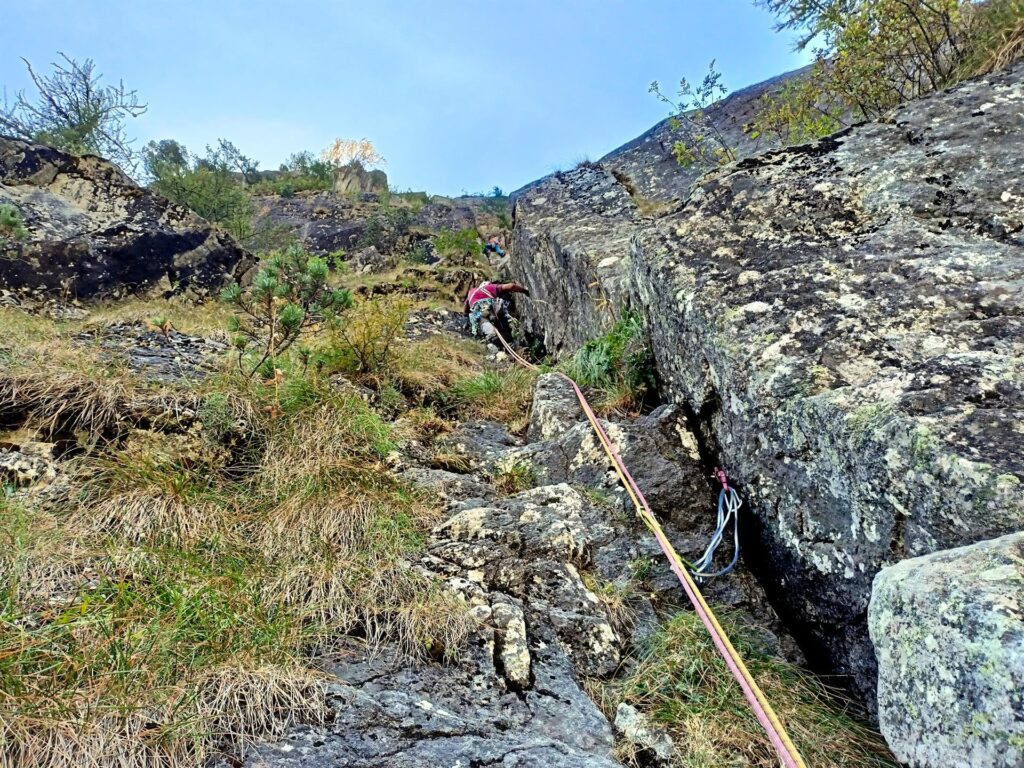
660;0;1024;163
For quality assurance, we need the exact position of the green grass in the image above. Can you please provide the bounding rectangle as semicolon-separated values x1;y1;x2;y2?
561;311;656;415
491;458;538;495
589;611;897;768
0;307;474;766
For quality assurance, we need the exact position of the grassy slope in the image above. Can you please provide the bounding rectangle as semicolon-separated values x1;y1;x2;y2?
1;277;896;766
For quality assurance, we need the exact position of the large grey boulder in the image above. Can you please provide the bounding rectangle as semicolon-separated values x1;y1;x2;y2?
509;63;1024;711
869;532;1024;768
510;164;640;352
631;64;1024;707
0;137;252;300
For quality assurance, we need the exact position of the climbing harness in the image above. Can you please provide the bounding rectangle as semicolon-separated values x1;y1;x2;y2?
489;327;807;768
690;468;742;580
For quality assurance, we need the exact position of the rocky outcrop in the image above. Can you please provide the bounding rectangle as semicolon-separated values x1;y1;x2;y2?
332;161;388;196
869;532;1024;768
510;62;1024;714
242;365;794;767
253;192;495;257
510;165;640;351
0;138;252;300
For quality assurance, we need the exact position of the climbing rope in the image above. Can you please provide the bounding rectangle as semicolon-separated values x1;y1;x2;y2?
489;328;807;768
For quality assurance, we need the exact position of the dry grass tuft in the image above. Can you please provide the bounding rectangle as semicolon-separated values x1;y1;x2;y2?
589;611;897;768
194;665;329;752
0;359;138;439
0;666;327;768
430;451;474;474
268;558;475;659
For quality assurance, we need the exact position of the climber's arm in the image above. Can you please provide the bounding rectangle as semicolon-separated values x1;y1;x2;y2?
498;282;530;296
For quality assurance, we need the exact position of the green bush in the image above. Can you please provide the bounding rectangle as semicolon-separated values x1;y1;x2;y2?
433;228;480;259
144;139;255;237
562;311;656;414
323;296;411;375
756;0;1024;132
0;204;29;243
221;244;353;378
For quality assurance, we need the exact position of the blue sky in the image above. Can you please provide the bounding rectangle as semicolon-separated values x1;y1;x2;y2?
4;0;810;195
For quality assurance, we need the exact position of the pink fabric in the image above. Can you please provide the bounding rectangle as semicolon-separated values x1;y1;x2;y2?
467;283;500;305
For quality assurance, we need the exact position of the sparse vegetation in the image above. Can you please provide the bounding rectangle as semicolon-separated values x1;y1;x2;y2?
491;457;538;495
0;204;29;244
650;61;738;168
655;1;1024;161
589;610;897;767
143;138;257;240
562;311;656;415
0;53;146;171
221;244;353;378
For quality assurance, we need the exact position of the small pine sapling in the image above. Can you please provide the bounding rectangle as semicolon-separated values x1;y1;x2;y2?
222;244;353;378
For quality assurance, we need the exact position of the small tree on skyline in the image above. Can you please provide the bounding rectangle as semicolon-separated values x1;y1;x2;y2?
321;138;385;169
0;53;146;172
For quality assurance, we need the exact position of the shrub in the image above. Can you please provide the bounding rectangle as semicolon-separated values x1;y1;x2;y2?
221;244;353;378
649;61;739;168
562;311;656;415
0;204;29;243
144;138;256;237
433;228;481;260
325;296;411;375
0;53;146;171
757;0;1024;129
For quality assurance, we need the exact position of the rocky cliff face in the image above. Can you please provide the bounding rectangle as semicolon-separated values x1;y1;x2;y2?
0;138;253;300
510;62;1024;724
254;192;503;260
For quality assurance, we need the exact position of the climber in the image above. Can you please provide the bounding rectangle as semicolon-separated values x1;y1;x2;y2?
482;236;506;259
464;280;530;344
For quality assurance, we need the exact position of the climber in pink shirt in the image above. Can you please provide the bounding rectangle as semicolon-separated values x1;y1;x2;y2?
463;280;530;343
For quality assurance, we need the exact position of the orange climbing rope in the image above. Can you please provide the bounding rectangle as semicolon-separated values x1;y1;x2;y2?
490;328;807;768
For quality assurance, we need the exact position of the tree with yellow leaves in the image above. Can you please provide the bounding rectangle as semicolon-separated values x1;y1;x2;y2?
320;138;385;169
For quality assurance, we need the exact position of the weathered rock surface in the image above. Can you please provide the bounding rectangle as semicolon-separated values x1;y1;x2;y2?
869;532;1024;768
0;138;252;300
242;369;793;766
510;63;1024;715
613;702;675;766
72;322;228;384
253;191;502;257
510;164;640;351
332;161;388;196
